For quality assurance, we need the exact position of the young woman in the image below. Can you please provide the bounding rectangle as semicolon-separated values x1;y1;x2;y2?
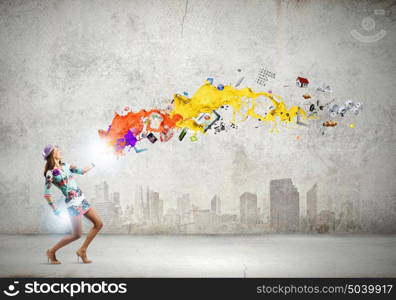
42;144;103;264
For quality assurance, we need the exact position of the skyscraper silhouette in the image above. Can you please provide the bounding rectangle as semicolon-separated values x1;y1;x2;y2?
95;181;109;203
307;183;318;231
177;194;192;224
148;191;161;224
210;195;221;215
270;178;300;232
240;192;258;224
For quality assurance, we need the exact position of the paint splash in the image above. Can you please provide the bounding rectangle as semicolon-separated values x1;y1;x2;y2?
98;109;182;155
98;81;308;156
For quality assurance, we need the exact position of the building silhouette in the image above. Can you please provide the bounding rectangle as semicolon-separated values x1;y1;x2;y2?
111;191;122;223
317;210;336;233
123;202;134;224
111;191;120;205
210;195;221;215
94;185;123;232
270;178;300;232
134;185;152;223
336;200;360;232
306;183;318;231
327;195;334;212
159;199;164;223
133;186;164;225
148;190;163;224
95;181;109;203
143;187;150;221
163;208;180;226
177;193;192;224
220;214;238;224
192;208;212;231
134;185;145;222
240;192;258;224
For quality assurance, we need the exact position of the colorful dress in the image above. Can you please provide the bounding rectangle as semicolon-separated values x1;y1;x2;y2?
44;161;91;217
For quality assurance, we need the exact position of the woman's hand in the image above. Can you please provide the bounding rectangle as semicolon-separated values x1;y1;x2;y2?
83;162;95;174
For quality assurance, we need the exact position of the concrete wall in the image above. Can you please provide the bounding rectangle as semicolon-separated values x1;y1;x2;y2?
0;0;395;233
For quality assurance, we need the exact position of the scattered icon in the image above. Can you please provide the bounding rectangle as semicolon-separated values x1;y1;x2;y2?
146;133;158;143
178;128;188;141
235;77;244;87
323;120;338;127
296;77;309;88
256;68;275;86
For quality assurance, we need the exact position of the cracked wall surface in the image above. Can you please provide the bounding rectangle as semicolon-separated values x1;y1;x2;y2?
0;0;395;234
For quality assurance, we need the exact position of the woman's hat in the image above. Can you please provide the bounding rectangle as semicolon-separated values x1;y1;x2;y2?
42;144;59;160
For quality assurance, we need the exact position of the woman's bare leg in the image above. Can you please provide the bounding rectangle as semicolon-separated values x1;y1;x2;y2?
50;215;82;253
78;208;103;251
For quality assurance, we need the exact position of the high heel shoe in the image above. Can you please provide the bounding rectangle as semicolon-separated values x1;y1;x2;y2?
46;249;61;264
76;248;92;264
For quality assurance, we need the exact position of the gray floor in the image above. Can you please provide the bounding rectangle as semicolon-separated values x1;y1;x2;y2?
0;234;395;277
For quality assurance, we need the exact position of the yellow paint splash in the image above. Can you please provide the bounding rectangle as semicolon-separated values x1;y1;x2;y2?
170;81;308;133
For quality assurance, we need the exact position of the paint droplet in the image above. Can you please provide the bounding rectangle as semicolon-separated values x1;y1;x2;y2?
349;123;355;128
296;136;301;140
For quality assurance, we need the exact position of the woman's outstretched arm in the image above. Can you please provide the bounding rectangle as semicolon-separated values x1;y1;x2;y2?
70;162;95;175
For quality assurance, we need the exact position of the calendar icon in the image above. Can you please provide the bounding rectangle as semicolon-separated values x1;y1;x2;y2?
256;68;276;86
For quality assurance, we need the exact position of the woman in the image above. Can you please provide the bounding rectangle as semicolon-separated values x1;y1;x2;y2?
42;144;103;264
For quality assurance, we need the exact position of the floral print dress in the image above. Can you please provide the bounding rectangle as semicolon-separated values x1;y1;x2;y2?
44;162;91;217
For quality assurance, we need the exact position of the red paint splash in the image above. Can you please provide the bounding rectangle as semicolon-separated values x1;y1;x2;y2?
98;109;182;155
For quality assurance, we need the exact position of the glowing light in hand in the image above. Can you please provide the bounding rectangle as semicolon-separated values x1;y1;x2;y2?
84;138;118;168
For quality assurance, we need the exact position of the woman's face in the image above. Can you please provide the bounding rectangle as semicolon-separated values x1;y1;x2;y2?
53;148;62;160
